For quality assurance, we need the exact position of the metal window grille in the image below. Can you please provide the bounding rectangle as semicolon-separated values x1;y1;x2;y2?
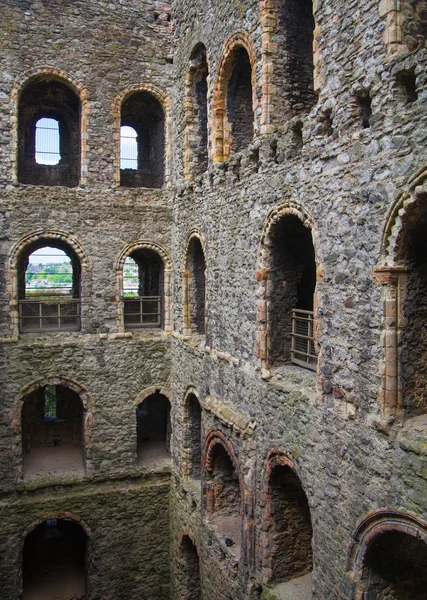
124;296;161;328
120;125;138;170
19;298;80;332
35;117;61;165
290;309;317;371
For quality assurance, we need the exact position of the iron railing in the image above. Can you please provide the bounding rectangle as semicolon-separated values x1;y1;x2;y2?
290;309;317;371
19;298;80;332
124;296;161;328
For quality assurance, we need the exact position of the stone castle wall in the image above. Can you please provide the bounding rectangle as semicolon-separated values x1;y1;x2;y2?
0;0;426;598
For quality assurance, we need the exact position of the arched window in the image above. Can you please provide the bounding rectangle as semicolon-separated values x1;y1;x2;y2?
18;76;81;186
23;519;87;599
136;392;171;466
266;463;313;589
268;215;317;370
123;249;164;329
185;44;209;178
226;46;253;154
359;530;427;597
21;384;85;480
35;117;61;165
185;393;202;479
120;92;165;188
184;236;206;336
17;242;81;332
120;125;138;170
204;440;241;555
178;536;201;600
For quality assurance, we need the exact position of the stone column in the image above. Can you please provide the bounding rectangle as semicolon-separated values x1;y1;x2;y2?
374;266;407;415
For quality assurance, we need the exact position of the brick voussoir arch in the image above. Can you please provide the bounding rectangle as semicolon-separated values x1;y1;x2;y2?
347;509;427;597
133;384;172;406
202;428;243;488
183;385;203;408
212;30;258;162
11;66;90;183
111;83;171;186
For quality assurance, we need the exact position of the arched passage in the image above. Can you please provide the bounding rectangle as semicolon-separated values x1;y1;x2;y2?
136;391;171;466
21;383;85;480
22;518;87;599
178;534;201;600
349;511;427;600
203;433;243;555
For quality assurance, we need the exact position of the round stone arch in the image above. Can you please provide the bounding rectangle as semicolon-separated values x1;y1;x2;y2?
111;83;171;186
202;428;245;505
133;384;172;407
8;229;91;338
133;385;172;464
260;449;314;584
13;374;94;479
347;509;427;599
182;229;208;336
374;166;427;415
11;66;90;184
257;201;324;370
116;240;173;333
212;30;259;162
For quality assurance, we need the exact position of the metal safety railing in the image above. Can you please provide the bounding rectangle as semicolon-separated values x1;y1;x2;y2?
19;298;80;332
290;309;317;371
124;296;161;328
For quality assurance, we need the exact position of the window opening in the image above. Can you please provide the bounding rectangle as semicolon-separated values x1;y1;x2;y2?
179;536;201;600
18;77;81;187
187;394;202;479
187;44;209;177
120;91;165;188
18;244;80;332
35;117;61;165
44;385;57;419
357;92;372;129
185;237;206;336
268;215;317;370
227;47;253;154
136;392;171;466
120;125;138;170
21;385;84;480
396;68;418;104
123;250;164;329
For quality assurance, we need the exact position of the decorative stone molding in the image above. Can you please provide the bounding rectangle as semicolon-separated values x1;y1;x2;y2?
212;31;258;162
133;385;172;406
11;66;90;184
111;83;171;186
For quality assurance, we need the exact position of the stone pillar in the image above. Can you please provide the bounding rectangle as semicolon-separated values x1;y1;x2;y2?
374;266;407;415
379;0;408;57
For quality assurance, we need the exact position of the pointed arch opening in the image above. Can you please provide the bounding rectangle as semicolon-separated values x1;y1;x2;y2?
136;391;171;467
120;91;165;188
18;76;81;187
21;383;85;480
23;519;87;599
